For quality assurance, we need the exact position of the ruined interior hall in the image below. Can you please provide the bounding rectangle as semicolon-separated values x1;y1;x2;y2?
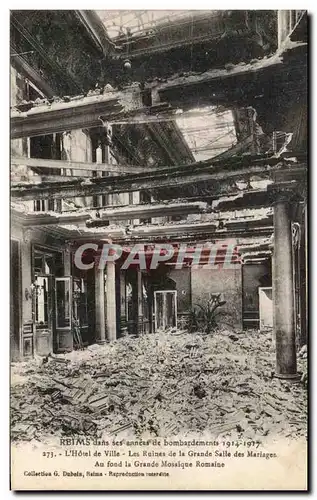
10;10;307;385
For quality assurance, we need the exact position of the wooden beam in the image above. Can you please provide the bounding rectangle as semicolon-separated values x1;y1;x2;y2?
87;202;207;225
11;96;227;138
13;205;273;243
148;217;269;235
129;219;273;237
13;204;271;227
12;201;207;227
10;46;55;98
11;156;155;175
10;40;307;140
33;223;270;245
120;224;274;242
213;189;272;211
11;156;306;201
113;12;228;59
113;231;273;245
212;165;307;210
10;88;144;139
12;210;89;226
64;222;273;243
153;41;307;107
75;10;116;57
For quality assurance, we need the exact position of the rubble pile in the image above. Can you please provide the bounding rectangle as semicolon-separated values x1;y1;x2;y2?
11;330;307;443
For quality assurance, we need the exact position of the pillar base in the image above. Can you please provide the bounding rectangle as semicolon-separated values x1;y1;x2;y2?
274;372;302;382
138;316;144;335
96;339;108;345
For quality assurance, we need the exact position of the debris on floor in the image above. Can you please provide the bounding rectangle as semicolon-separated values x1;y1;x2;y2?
11;329;307;443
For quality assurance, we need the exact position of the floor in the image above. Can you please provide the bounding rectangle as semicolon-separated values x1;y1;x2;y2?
11;328;307;444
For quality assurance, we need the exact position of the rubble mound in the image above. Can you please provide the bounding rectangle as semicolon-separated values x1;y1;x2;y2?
11;330;307;443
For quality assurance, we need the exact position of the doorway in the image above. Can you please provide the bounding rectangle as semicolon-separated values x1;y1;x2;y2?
154;290;177;331
32;247;63;355
10;240;21;360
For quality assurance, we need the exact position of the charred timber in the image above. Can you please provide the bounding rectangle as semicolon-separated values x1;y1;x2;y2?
11;156;156;175
11;154;306;201
12;201;207;227
10;39;307;140
153;38;307;109
11;89;147;139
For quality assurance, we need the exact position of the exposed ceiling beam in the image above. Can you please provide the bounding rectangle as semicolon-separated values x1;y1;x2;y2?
26;224;273;247
128;220;273;238
152;40;307;106
12;210;89;227
65;221;273;243
12;201;208;226
145;122;195;164
10;87;145;139
212;189;272;211
75;10;116;57
11;156;157;175
10;37;307;140
111;12;230;59
11;156;306;201
12;201;271;230
11;153;305;179
89;219;273;234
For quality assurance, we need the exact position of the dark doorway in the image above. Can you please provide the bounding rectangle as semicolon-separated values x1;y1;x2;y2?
242;260;272;330
10;240;21;361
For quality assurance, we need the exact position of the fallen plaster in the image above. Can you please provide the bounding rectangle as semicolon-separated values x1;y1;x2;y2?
10;330;307;442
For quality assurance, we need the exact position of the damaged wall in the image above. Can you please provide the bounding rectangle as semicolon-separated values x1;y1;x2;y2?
10;220;73;360
242;261;271;329
61;129;93;209
191;265;242;329
242;262;271;309
11;10;106;96
10;67;28;159
169;268;191;313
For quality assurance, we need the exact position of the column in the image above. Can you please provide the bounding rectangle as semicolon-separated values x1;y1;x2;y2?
96;143;103;207
63;244;71;275
271;251;275;345
137;268;143;334
106;260;117;341
305;205;308;342
20;236;33;358
21;238;33;324
95;266;106;344
273;196;298;378
277;10;291;49
298;203;308;345
302;204;308;345
119;270;127;335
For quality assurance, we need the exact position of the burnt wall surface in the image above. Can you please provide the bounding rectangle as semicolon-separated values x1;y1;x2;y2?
10;10;278;94
169;268;191;313
109;11;277;86
191;265;242;329
10;66;28;158
11;10;104;96
242;262;271;313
